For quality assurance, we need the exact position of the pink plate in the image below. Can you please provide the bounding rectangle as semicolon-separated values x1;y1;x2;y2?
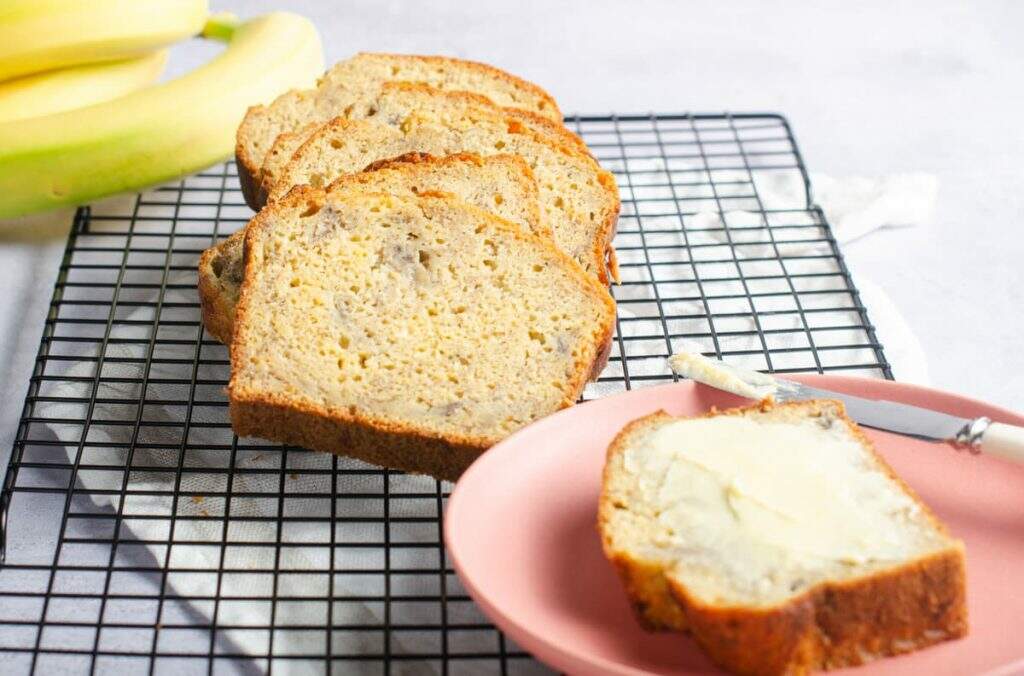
445;375;1024;675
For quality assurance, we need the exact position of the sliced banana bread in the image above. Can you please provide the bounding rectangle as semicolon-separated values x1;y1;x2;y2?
266;104;619;283
199;152;546;345
599;400;968;676
236;52;562;206
228;188;616;480
256;82;589;205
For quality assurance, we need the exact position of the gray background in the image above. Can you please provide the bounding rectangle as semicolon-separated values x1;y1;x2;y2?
2;0;1022;471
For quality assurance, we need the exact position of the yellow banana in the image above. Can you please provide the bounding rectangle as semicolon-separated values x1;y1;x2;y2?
0;0;206;81
0;12;324;218
0;51;167;123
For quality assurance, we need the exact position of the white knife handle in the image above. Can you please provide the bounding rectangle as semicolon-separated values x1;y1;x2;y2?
979;422;1024;465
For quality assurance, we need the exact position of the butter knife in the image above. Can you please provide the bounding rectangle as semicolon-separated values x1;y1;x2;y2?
668;352;1024;465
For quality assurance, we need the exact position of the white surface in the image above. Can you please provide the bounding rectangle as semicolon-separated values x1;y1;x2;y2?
1;0;1021;462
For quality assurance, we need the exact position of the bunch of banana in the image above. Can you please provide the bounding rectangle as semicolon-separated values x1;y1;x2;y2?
0;0;324;218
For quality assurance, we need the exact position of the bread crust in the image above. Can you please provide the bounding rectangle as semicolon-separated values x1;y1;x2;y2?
228;186;616;480
235;111;265;209
598;401;968;675
361;51;562;121
235;53;563;210
197;239;240;345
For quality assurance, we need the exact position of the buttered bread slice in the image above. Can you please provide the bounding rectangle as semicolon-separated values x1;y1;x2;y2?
236;52;562;207
198;152;546;345
599;400;967;676
229;188;615;480
266;95;619;283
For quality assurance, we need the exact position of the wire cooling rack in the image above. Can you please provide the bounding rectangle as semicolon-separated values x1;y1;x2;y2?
0;113;890;675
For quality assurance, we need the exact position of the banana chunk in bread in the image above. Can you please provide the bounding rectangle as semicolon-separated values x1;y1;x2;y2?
198;152;546;345
236;52;562;206
599;400;967;676
266;93;619;283
229;188;615;481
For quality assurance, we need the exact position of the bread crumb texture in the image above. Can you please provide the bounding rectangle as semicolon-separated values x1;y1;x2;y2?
269;101;617;281
228;189;614;480
198;152;546;345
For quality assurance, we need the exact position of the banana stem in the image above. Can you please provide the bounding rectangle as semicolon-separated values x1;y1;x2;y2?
201;12;242;43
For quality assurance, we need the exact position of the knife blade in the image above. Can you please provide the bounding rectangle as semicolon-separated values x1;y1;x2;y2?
774;380;971;442
667;352;1024;464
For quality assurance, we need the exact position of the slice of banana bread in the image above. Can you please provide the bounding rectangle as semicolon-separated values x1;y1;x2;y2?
265;97;619;283
599;400;968;675
228;188;616;480
236;52;562;206
256;82;588;205
198;152;545;345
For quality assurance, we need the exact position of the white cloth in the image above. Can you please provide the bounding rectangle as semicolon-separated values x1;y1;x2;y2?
586;167;936;398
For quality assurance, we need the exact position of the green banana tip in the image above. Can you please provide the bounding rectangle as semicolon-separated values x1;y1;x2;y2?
201;12;242;42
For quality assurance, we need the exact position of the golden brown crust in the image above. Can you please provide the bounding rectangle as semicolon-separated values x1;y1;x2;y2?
236;149;263;211
230;388;484;482
598;401;968;676
235;103;268;210
670;548;966;676
502;107;589;156
606;245;621;285
360;51;562;120
598;411;687;629
197;242;238;345
228;186;616;479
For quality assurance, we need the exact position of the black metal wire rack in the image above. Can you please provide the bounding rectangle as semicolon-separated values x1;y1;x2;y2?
0;113;890;675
